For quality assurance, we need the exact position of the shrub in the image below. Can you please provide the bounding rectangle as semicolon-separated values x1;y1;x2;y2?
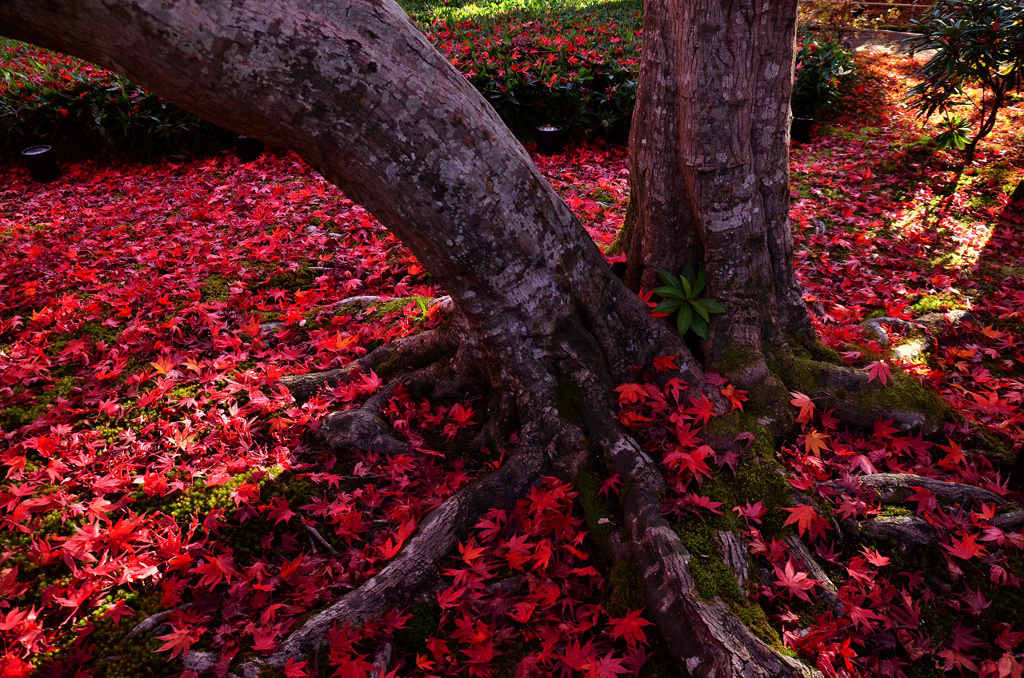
906;0;1024;165
0;40;228;159
1;3;861;152
413;0;642;138
791;32;858;118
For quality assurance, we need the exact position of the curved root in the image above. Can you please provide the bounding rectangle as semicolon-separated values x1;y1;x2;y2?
858;472;1012;507
841;510;1024;549
282;325;458;403
601;429;820;678
240;440;546;672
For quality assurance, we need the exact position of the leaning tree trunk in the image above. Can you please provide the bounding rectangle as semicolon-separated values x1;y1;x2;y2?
0;1;824;676
622;0;828;423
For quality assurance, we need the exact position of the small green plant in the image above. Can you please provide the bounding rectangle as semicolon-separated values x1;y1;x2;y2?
652;265;725;339
933;114;974;151
906;0;1024;166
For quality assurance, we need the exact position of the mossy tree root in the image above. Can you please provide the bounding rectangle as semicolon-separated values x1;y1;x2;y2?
841;511;1024;550
780;354;948;435
596;426;821;678
857;473;1016;507
831;472;1022;551
280;322;460;404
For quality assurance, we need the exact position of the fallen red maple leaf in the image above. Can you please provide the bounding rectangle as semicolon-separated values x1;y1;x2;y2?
156;626;200;659
943;533;987;560
614;382;648;405
781;504;828;540
789;391;815;427
865;359;892;386
608;609;654;647
773;559;818;602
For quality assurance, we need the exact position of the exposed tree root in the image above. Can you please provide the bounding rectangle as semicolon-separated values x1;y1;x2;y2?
842;515;941;549
241;434;549;673
281;323;459;403
717;530;753;590
237;315;968;676
600;427;821;678
783;535;843;614
318;381;412;456
786;357;942;433
841;510;1024;550
831;473;1021;550
861;310;972;363
858;472;1013;507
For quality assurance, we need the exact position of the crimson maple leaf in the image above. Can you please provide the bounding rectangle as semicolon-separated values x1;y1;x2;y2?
381;519;417;559
589;652;631;678
865;360;892;386
599;474;622;497
773;559;818;602
156;626;200;659
608;609;654;647
331;654;377;678
266;496;295;524
252;626;278;652
848;604;883;632
685;395;715;424
782;504;828;539
872;417;899;440
652;354;678;372
614;382;648;405
860;546;889;567
733;500;767;524
560;640;596;672
283;658;308;678
462;641;501;665
942;533;987;560
449;402;476;426
103;599;134;626
458;539;486;563
280;553;304;584
904;486;937;515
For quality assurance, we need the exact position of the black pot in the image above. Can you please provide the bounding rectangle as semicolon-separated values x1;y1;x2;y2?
791;117;814;144
535;125;563;156
235;135;264;162
21;145;58;183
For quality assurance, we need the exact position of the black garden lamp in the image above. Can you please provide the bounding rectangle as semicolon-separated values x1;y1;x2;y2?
534;125;564;156
791;117;813;144
235;135;264;161
21;145;59;183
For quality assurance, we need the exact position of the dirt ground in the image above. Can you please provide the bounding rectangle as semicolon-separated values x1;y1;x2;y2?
839;28;934;58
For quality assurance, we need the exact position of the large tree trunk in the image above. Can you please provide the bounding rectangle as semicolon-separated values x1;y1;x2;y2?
622;0;823;420
0;0;687;406
0;2;825;676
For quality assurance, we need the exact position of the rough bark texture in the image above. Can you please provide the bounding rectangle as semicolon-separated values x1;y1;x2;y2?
604;431;819;678
623;0;823;415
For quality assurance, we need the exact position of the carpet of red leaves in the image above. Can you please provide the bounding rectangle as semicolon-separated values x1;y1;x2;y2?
1;53;1023;678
